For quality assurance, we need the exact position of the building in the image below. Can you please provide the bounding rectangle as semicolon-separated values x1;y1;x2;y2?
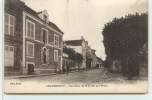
90;49;97;68
64;36;87;69
4;0;64;75
64;36;98;70
63;43;81;71
96;57;104;68
86;44;98;69
62;52;74;73
86;45;92;69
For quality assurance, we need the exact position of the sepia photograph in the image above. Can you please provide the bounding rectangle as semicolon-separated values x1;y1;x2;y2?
4;0;148;93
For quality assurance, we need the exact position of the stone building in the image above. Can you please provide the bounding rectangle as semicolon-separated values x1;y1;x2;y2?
4;0;64;75
64;36;87;69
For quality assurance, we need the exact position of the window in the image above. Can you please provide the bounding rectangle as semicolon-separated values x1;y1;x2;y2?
54;34;59;47
26;41;34;57
5;13;15;35
48;31;54;45
26;19;35;39
4;45;14;67
54;50;58;62
41;28;48;43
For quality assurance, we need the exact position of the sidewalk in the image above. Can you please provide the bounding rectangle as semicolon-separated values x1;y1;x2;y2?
4;69;86;79
5;73;57;79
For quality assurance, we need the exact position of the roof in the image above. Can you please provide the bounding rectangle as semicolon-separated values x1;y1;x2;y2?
48;22;63;34
21;0;64;34
96;57;104;63
65;40;83;46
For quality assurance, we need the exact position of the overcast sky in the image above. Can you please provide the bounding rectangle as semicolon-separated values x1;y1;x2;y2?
21;0;148;60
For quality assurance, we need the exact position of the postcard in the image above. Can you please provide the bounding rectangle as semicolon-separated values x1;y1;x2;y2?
4;0;148;93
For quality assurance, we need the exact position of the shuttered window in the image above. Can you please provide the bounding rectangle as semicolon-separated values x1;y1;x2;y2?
48;31;54;45
26;41;34;57
26;19;35;39
4;45;14;67
5;13;15;36
54;50;58;62
54;34;59;48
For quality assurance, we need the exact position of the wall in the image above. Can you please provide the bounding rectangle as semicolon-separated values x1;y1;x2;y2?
4;0;24;75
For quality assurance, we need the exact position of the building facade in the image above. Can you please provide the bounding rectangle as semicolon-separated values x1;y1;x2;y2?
86;44;98;69
90;49;97;68
64;36;87;69
64;36;98;70
96;57;104;68
62;52;74;72
5;0;64;75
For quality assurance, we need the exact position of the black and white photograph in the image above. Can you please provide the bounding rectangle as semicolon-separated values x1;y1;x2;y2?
4;0;148;93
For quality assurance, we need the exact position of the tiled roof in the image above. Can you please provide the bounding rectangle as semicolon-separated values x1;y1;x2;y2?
65;40;83;46
22;0;64;34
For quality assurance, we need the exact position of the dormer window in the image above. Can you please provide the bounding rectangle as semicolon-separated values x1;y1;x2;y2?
37;10;49;23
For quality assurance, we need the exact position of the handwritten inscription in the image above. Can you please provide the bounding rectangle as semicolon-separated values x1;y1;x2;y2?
10;82;22;85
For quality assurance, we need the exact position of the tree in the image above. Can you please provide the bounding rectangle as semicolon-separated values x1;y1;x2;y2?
102;13;148;79
63;47;83;68
63;47;76;60
75;53;83;68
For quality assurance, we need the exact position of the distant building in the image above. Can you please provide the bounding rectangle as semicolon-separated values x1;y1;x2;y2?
63;43;83;71
96;57;104;68
86;44;98;69
91;49;97;68
86;45;92;69
4;0;64;75
64;36;99;69
62;52;74;72
64;36;87;69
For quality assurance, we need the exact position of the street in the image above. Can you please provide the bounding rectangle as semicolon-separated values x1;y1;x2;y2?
4;68;148;93
6;68;147;84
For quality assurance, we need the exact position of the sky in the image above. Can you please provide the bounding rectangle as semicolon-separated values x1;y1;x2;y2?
21;0;148;60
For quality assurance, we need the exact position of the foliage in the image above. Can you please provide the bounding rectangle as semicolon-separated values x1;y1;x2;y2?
63;47;83;65
102;13;148;78
102;13;148;60
63;47;76;60
75;52;83;64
